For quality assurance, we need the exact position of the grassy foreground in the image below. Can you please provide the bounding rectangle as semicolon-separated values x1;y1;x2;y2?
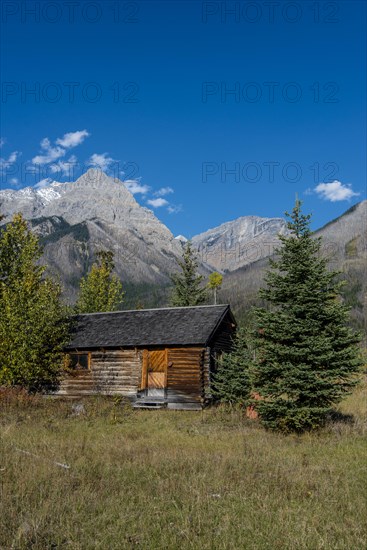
0;383;366;550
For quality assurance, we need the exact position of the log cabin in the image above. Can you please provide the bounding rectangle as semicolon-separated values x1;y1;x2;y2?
59;304;236;409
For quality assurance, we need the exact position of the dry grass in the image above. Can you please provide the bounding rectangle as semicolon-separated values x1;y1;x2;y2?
0;383;366;550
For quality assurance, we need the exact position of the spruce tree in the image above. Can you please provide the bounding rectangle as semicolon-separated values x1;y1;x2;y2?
253;200;362;432
212;327;252;406
76;250;124;313
0;214;70;391
170;241;207;306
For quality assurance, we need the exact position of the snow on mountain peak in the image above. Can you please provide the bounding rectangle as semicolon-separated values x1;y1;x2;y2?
36;186;62;202
175;235;188;242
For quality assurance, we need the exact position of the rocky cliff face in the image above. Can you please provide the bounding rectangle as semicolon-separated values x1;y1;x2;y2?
192;216;289;272
0;169;183;300
2;169;292;302
315;201;367;261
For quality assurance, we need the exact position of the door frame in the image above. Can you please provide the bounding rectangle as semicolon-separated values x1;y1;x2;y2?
140;348;168;392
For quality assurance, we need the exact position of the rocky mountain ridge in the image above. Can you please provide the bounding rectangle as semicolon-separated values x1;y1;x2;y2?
0;170;184;300
192;215;289;272
1;171;365;318
220;200;367;332
0;170;295;291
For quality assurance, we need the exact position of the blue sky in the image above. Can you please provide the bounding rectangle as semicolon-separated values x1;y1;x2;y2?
0;0;366;237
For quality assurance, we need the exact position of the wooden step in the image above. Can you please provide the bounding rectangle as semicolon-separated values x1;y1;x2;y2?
133;397;168;409
133;402;167;409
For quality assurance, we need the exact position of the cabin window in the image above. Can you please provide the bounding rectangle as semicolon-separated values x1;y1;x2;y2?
68;352;90;370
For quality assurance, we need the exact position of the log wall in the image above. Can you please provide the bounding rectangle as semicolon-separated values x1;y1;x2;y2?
58;349;142;398
210;315;235;353
59;345;213;407
202;347;212;402
166;347;205;405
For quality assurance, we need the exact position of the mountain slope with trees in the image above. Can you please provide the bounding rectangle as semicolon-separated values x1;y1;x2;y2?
221;200;367;334
0;170;184;301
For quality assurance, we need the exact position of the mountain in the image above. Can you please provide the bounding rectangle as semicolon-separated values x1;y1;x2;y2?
1;171;365;328
1;170;292;299
191;216;289;272
175;235;188;243
219;200;367;333
0;169;183;303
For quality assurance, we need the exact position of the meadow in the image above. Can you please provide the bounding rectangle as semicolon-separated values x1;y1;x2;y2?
1;382;366;550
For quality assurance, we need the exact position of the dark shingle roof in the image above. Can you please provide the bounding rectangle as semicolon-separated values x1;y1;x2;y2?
66;305;233;349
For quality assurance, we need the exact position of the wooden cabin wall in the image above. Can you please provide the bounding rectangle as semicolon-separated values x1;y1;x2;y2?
166;347;205;406
59;344;225;407
210;313;235;353
202;347;212;402
58;349;142;398
91;350;142;396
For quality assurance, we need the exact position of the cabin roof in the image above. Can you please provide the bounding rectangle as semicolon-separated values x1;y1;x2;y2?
66;304;235;349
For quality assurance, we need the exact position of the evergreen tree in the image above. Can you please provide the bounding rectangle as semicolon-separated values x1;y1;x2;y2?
170;241;208;306
208;271;223;305
0;214;70;391
76;250;124;313
212;327;252;406
253;200;362;432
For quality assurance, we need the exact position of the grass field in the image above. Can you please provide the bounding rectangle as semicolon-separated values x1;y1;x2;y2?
1;383;366;550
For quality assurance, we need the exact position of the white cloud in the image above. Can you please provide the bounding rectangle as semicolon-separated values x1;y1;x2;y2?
314;180;360;202
7;151;18;163
49;155;78;177
34;177;52;189
146;197;169;208
32;130;90;166
0;137;5;148
32;137;65;165
87;152;116;172
56;130;90;148
10;177;18;186
123;179;150;194
167;204;182;214
0;150;20;170
154;186;174;197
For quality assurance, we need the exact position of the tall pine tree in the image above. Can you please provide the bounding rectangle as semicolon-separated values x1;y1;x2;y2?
0;214;70;391
253;200;362;432
170;241;207;306
76;250;124;313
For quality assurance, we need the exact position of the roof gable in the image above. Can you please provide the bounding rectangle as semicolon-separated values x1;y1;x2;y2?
66;305;235;349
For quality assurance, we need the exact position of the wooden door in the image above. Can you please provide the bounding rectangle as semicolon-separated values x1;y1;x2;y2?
141;349;167;395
